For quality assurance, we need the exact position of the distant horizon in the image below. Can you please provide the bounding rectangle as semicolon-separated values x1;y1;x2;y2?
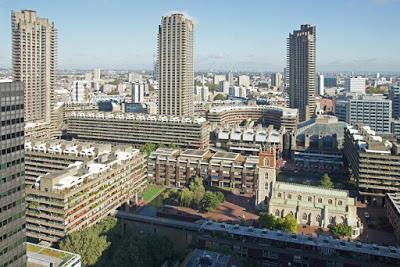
1;0;400;71
1;67;400;75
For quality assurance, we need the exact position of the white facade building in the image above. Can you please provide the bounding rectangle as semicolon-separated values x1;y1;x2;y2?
93;68;101;81
213;74;226;85
132;81;145;103
344;76;366;94
256;149;362;238
71;81;89;103
219;80;230;94
238;75;250;88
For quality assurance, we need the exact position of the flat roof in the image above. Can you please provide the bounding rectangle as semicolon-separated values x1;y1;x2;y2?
181;149;209;158
27;243;80;267
212;151;240;161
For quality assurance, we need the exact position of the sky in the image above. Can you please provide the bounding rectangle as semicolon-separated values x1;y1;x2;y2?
0;0;400;72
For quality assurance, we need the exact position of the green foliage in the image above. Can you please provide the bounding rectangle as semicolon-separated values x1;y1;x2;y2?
329;223;352;239
213;94;225;101
189;177;205;206
175;177;224;211
258;213;297;233
280;214;297;233
140;143;178;158
366;87;387;94
259;213;276;229
60;216;175;267
200;192;220;212
59;217;117;266
179;188;194;207
98;232;174;267
107;89;119;95
320;173;334;189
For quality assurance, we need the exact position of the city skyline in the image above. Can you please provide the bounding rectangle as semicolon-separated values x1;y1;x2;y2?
0;0;399;71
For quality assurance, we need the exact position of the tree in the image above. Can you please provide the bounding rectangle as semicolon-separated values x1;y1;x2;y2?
60;229;110;266
329;223;352;239
280;214;298;233
189;177;205;207
213;94;225;101
320;173;334;189
259;213;276;229
179;188;194;207
258;213;297;233
200;192;218;211
140;143;157;158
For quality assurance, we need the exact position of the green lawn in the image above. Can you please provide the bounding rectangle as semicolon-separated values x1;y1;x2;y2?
143;185;164;202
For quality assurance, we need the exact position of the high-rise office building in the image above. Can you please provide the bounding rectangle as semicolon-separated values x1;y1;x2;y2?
132;81;145;103
70;81;89;103
157;13;194;116
287;24;316;122
213;75;226;85
271;72;283;88
317;74;325;95
389;85;400;119
12;10;56;125
344;76;366;94
227;71;234;86
238;75;250;88
93;68;101;81
0;81;26;266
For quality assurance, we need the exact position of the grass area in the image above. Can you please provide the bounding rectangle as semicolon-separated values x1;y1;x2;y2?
27;243;74;263
143;185;164;202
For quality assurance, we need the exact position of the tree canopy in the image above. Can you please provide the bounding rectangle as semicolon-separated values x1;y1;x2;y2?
59;216;175;267
329;223;352;239
320;173;334;189
213;94;225;101
258;213;297;233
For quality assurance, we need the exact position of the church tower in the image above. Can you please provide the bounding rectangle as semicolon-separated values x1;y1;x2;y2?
256;147;277;210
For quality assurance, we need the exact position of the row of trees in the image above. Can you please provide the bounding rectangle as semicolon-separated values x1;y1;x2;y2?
258;213;297;233
59;216;175;267
177;177;224;212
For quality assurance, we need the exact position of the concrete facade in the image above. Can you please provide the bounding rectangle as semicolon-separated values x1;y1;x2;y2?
287;25;316;122
158;13;194;116
0;81;26;266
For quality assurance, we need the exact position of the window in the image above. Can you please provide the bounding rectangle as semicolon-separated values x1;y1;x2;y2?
338;200;342;206
328;199;333;205
288;194;292;199
302;213;308;220
298;195;302;201
318;198;322;203
275;210;280;216
278;193;282;198
308;196;312;202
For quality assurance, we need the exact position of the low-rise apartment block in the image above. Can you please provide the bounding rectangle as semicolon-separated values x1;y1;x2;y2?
206;105;298;132
148;148;259;193
344;125;400;205
26;146;146;243
25;140;113;186
65;111;210;148
212;125;284;157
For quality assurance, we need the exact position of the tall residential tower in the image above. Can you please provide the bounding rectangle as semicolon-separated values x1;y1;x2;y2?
0;81;26;266
287;24;316;122
12;10;56;126
157;13;194;116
